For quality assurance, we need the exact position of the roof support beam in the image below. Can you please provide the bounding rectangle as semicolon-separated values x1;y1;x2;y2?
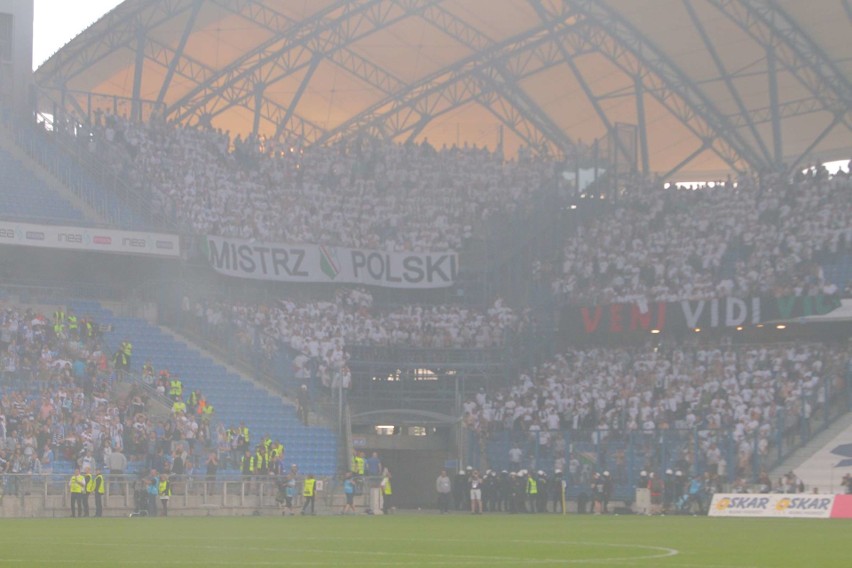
274;54;322;142
709;0;852;130
417;3;573;154
682;0;773;165
314;13;581;147
635;76;649;175
785;112;844;176
766;44;783;168
38;0;192;87
214;0;407;97
131;28;325;141
215;0;566;154
170;0;430;126
252;82;265;136
166;0;366;120
728;97;836;127
156;0;203;105
528;0;634;164
492;68;571;153
564;0;765;172
476;81;559;154
131;26;146;122
404;115;432;144
530;0;624;166
663;140;712;180
562;0;765;174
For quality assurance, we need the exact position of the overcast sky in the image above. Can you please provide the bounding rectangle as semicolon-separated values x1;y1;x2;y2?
33;0;123;69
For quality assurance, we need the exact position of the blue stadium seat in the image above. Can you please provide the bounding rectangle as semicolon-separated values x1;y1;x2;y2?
68;300;338;476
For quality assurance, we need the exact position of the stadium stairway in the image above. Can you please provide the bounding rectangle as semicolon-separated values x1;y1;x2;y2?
769;410;852;490
0;138;93;226
68;300;338;476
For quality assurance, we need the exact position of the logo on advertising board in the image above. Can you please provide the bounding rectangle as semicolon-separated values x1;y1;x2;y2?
711;495;770;516
709;494;833;518
774;496;832;516
319;245;341;280
0;220;179;258
121;237;147;248
56;231;90;245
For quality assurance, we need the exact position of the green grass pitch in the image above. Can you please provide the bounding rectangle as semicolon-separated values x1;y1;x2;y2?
0;514;849;567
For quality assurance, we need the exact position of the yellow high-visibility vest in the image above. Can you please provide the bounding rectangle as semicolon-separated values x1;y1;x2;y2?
527;478;537;495
69;474;85;494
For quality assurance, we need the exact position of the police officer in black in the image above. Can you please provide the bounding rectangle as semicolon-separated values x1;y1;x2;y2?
551;469;565;513
591;472;605;514
452;470;466;511
497;470;511;513
602;471;613;514
536;471;549;513
483;471;500;513
510;471;525;513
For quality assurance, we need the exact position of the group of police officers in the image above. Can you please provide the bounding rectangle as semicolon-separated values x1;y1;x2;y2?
449;467;579;514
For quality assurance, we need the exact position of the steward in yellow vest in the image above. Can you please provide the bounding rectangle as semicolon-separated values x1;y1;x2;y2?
93;470;105;517
158;474;171;516
301;474;316;515
380;470;393;514
69;469;85;518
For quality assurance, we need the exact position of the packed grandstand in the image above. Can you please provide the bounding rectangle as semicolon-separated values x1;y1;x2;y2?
0;0;850;519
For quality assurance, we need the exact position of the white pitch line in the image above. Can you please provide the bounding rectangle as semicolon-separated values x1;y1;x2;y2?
114;532;680;560
2;539;680;565
0;555;675;567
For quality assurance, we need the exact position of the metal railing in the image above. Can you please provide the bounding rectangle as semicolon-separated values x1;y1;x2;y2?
1;105;173;231
0;473;352;517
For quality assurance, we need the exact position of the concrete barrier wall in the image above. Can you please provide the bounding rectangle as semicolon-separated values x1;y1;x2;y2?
0;476;363;518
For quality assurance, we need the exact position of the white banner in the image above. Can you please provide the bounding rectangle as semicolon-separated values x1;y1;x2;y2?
708;493;833;518
204;236;457;289
0;220;180;257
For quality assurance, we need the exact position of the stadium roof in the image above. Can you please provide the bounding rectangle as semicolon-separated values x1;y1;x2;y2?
35;0;852;179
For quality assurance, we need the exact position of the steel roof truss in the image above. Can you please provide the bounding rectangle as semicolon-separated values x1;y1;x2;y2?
564;0;762;173
215;0;407;96
49;0;192;88
318;12;582;146
167;0;373;121
156;0;204;105
418;2;574;153
682;0;773;164
709;0;852;131
173;0;430;126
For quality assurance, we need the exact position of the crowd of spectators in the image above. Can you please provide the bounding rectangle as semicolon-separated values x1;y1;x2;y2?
73;114;852;317
547;168;852;306
86;112;557;252
0;303;139;482
185;289;520;388
0;301;251;487
464;341;852;480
